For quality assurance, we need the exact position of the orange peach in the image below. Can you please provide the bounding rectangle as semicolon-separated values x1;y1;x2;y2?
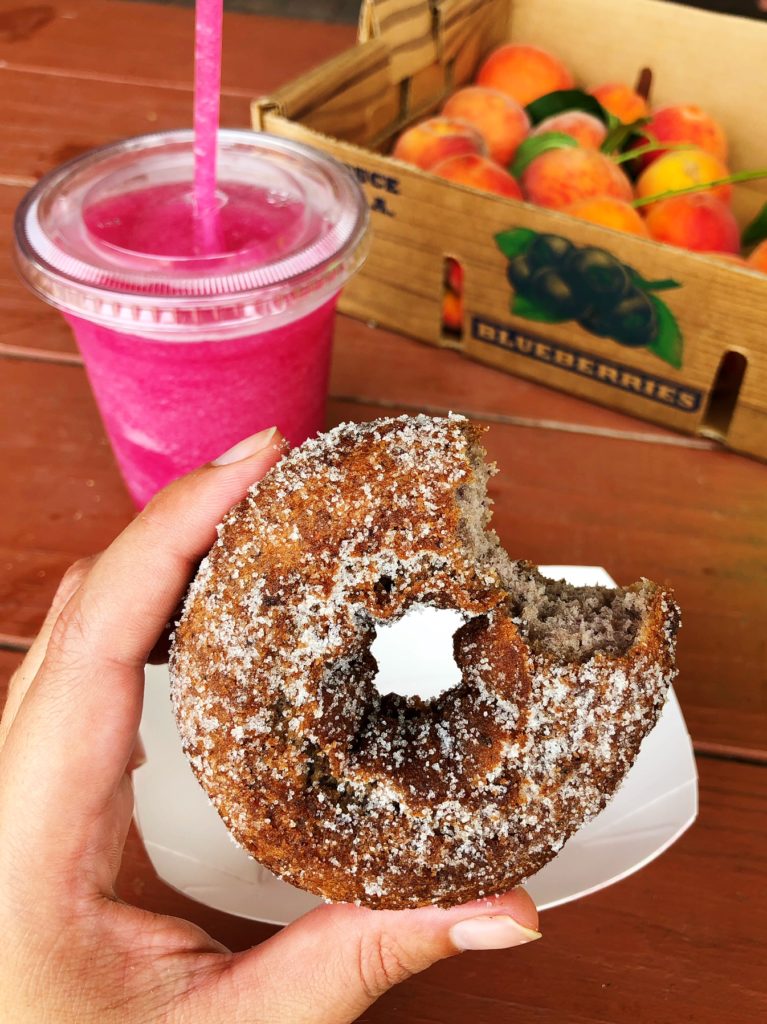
644;193;740;254
531;110;607;149
392;117;485;170
566;196;649;236
442;291;463;331
433;153;523;199
442;86;530;166
521;147;633;210
590;83;649;124
747;240;767;273
636;148;732;206
445;257;464;293
476;44;573;106
639;104;727;169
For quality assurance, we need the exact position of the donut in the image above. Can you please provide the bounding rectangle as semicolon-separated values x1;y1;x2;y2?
170;414;679;909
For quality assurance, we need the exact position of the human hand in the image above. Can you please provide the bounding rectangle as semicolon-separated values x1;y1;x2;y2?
0;426;539;1024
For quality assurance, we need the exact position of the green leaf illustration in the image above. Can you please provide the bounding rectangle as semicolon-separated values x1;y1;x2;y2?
628;269;682;292
647;296;683;369
511;293;570;323
742;201;767;249
525;89;610;127
510;132;580;178
494;227;537;259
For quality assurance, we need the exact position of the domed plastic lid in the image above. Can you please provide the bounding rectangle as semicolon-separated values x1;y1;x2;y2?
14;129;369;338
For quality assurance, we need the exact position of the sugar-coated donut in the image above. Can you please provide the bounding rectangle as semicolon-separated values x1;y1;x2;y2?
170;414;679;909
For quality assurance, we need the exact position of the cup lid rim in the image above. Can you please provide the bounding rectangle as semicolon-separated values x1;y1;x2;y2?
14;129;369;330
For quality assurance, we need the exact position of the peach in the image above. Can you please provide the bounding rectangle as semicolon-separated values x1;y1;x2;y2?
639;104;727;169
445;257;463;293
590;83;649;124
442;291;463;331
433;153;523;199
521;147;633;211
532;111;607;150
644;193;740;254
476;44;573;107
636;148;732;206
566;196;649;236
392;117;485;170
442;86;530;166
747;240;767;273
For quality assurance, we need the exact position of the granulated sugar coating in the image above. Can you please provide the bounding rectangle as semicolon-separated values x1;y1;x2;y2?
170;414;680;909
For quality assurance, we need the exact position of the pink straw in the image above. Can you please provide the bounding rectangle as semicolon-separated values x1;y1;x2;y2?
193;0;224;253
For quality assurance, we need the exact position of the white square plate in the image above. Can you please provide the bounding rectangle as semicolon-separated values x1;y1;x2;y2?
133;566;697;923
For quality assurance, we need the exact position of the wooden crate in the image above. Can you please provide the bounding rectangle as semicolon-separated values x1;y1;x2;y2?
253;0;767;459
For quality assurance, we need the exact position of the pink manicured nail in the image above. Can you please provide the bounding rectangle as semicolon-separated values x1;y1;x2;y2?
449;915;542;951
212;427;278;466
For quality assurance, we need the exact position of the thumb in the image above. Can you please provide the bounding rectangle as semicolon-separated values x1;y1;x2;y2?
227;889;539;1024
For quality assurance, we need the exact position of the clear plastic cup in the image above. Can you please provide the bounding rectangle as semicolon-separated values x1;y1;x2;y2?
14;129;369;506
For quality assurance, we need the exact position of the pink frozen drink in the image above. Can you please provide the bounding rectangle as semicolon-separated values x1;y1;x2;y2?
14;130;368;505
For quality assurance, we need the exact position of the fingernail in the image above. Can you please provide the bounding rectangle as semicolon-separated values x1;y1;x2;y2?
212;427;278;466
449;915;542;951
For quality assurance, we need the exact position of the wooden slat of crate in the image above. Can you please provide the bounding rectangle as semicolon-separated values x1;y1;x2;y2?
359;0;438;82
330;318;712;442
438;0;506;79
402;62;448;121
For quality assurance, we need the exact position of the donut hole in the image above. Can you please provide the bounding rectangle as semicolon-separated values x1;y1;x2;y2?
370;605;467;699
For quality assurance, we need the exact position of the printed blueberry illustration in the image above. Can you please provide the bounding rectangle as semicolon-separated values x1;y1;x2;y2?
495;228;683;368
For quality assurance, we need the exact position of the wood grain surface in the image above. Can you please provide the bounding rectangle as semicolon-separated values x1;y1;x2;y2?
2;346;765;752
0;653;764;1023
0;3;765;1021
0;0;354;95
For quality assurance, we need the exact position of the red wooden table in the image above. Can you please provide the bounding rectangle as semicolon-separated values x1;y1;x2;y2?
1;3;765;1021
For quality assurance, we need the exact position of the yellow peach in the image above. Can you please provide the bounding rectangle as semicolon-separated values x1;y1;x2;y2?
636;148;732;206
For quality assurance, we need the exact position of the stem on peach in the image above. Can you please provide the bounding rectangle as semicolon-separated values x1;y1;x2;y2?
632;168;767;208
613;141;690;164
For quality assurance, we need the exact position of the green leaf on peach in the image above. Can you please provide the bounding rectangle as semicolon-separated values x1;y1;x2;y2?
601;116;652;156
742;201;767;249
525;89;610;127
510;132;580;178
